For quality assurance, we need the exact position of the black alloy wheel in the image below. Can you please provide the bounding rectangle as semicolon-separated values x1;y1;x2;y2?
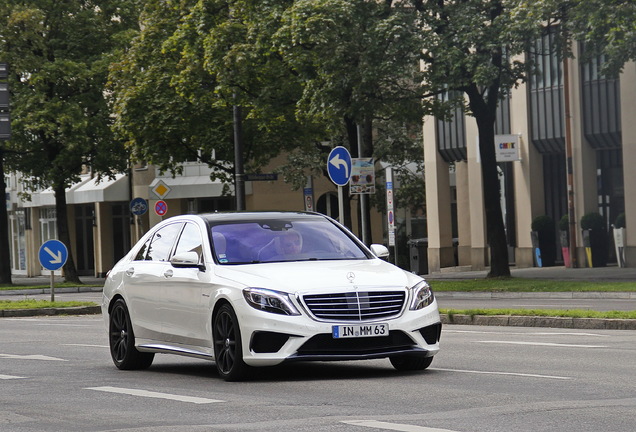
213;303;250;381
109;299;154;370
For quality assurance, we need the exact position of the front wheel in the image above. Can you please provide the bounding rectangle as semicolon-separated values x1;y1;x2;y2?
390;355;433;371
213;303;251;381
109;299;154;370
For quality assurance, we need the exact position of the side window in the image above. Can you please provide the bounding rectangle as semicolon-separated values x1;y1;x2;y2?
133;238;151;261
174;223;204;263
145;223;184;262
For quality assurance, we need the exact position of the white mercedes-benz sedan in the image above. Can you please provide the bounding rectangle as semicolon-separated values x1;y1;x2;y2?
102;212;441;381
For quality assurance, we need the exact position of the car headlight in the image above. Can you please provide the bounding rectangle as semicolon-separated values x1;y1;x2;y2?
409;280;434;310
243;288;301;316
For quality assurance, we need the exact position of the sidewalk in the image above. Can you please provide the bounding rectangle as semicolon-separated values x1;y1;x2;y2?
425;265;636;281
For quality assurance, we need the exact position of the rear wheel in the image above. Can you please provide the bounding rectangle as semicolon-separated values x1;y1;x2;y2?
390;355;433;371
109;299;154;370
213;303;251;381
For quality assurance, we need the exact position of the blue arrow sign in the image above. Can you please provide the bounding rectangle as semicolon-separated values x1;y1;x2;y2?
327;146;352;186
38;240;68;271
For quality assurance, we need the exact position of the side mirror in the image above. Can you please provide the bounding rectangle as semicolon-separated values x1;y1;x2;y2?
370;244;390;259
170;252;204;270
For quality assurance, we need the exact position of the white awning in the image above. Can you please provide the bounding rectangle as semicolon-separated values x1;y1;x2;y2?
20;174;129;207
73;174;129;203
21;175;93;208
149;176;231;199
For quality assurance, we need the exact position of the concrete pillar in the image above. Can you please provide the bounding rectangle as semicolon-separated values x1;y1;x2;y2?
423;117;455;272
465;117;488;269
455;162;471;265
568;53;599;267
620;61;636;266
510;77;543;267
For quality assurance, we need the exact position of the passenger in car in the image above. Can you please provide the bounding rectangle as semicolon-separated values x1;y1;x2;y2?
258;230;303;261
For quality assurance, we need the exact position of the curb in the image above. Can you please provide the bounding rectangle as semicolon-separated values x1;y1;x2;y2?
0;306;101;318
440;314;636;330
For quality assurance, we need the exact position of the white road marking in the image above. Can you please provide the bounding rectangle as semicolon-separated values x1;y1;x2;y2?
430;368;572;380
62;344;108;348
85;386;224;404
0;374;27;380
342;420;459;432
478;340;607;348
0;353;67;361
445;330;604;337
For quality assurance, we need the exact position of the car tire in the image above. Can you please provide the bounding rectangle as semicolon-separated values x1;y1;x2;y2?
390;355;433;371
213;303;251;381
109;299;154;370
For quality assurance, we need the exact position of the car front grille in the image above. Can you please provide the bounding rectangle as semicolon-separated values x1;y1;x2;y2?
302;291;406;321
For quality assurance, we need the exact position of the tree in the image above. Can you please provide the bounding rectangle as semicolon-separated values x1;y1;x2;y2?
0;0;140;282
407;0;563;277
566;0;636;74
110;0;323;186
273;0;427;231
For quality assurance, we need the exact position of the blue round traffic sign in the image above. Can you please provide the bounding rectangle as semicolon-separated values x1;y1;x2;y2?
327;146;352;186
38;240;68;271
130;197;148;216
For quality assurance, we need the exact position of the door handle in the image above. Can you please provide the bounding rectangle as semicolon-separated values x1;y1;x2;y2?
163;269;174;278
125;268;135;277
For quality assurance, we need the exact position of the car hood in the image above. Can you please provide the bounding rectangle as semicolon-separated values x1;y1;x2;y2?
213;259;421;293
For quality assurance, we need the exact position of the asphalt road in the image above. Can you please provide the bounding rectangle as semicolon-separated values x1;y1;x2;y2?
1;315;635;432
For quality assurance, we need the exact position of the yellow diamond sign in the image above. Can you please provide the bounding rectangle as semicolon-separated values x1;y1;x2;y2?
152;180;171;199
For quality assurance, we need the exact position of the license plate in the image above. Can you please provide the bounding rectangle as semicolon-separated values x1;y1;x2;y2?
332;323;388;339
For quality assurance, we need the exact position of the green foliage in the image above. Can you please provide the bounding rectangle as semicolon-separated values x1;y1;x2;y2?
567;0;636;75
614;213;626;229
0;0;138;188
580;212;605;231
531;215;555;233
440;308;636;320
559;214;569;231
110;0;323;183
0;300;95;310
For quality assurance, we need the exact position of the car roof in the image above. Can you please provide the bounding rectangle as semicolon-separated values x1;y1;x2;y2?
197;211;328;224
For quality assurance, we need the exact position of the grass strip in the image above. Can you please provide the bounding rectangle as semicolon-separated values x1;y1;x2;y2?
439;308;636;320
0;299;97;310
430;279;636;292
0;283;103;291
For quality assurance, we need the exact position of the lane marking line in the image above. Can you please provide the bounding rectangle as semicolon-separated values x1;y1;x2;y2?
478;340;607;348
0;354;67;361
62;344;108;348
430;368;572;380
85;386;224;404
0;374;27;380
445;330;603;337
342;420;459;432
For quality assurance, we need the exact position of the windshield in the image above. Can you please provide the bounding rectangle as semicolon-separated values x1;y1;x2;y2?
210;218;369;264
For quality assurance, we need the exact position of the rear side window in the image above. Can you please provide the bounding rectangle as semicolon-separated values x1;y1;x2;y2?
145;223;184;262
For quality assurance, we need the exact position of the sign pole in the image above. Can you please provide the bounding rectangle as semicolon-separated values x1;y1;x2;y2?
50;271;55;302
338;186;345;224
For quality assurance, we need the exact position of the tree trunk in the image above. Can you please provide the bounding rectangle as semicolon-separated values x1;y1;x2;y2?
467;88;511;278
0;150;12;284
54;183;82;284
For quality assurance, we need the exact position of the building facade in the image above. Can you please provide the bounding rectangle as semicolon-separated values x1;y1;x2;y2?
423;46;636;272
5;157;396;278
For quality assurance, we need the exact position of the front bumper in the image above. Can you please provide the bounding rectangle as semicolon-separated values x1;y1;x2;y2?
236;299;442;367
